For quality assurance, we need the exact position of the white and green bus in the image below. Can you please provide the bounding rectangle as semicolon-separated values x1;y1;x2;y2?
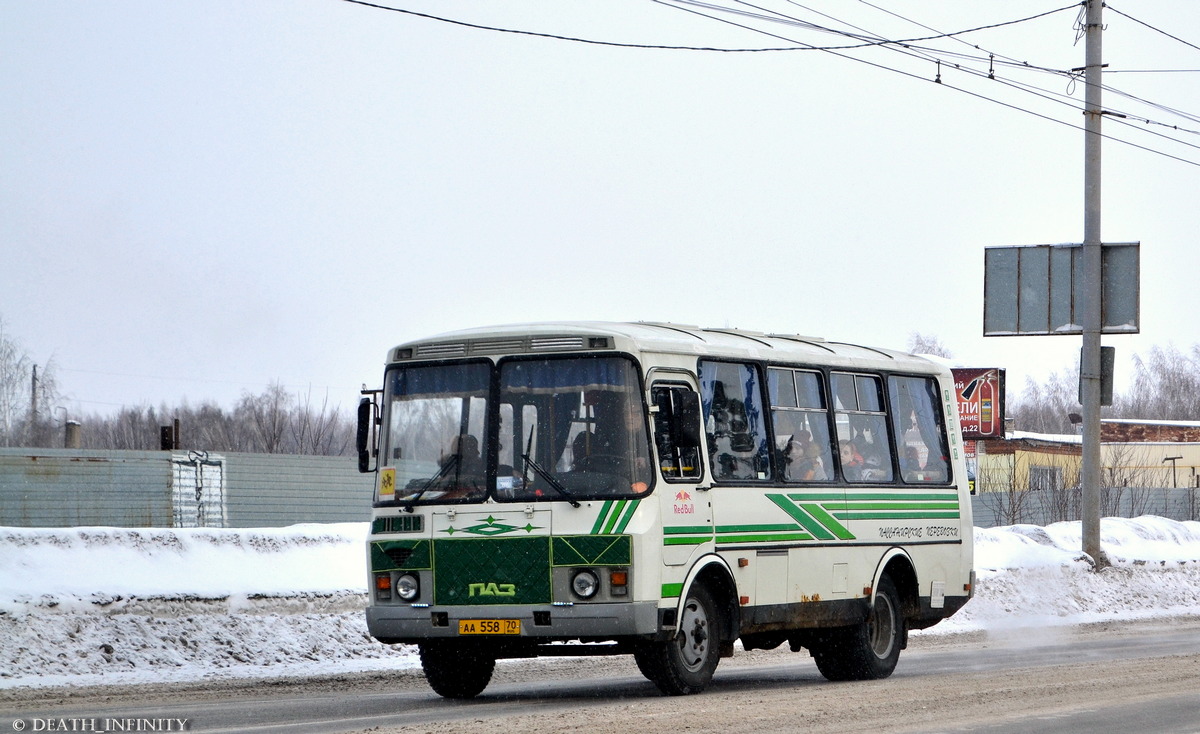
358;322;974;698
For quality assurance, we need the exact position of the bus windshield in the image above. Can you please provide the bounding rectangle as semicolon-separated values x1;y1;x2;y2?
499;356;652;501
382;361;491;505
379;356;653;505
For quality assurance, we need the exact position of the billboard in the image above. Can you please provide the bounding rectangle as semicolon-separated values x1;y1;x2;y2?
952;368;1006;440
983;243;1139;336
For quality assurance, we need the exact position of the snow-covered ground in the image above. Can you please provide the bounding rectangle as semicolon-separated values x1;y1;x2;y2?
3;517;1200;691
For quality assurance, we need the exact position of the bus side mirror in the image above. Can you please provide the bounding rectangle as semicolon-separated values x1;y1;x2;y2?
357;397;375;473
673;392;703;449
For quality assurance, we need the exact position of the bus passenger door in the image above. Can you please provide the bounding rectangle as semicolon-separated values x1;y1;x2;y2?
650;379;714;566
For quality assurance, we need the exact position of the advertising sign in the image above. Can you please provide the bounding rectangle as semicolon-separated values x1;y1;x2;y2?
952;368;1005;440
983;243;1139;336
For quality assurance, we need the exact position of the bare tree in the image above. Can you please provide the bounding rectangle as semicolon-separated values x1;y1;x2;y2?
1101;442;1156;517
0;317;32;446
238;382;293;454
0;315;62;447
1009;366;1082;434
978;453;1034;526
906;332;953;359
1114;344;1200;420
291;387;347;455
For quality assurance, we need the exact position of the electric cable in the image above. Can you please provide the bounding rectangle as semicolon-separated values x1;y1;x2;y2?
1106;4;1200;55
653;0;1200;167
344;0;1200;167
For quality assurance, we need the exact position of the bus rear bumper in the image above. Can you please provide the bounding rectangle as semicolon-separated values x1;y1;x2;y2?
366;601;661;644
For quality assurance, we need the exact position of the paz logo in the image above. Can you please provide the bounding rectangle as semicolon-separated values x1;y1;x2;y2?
469;582;517;597
674;490;692;502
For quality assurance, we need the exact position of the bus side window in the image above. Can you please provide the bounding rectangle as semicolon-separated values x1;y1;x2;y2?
699;361;771;482
832;372;895;483
888;375;951;483
651;385;703;481
769;367;834;483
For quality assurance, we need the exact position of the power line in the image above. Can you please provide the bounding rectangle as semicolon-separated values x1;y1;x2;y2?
341;0;1080;55
340;0;806;52
669;0;1200;148
653;0;1200;167
346;0;1200;167
1107;4;1200;54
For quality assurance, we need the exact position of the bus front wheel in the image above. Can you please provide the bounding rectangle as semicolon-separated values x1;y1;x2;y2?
418;641;496;699
635;583;721;695
811;574;903;681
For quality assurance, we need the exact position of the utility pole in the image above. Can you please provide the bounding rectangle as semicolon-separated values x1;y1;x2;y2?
1080;0;1108;569
30;364;38;426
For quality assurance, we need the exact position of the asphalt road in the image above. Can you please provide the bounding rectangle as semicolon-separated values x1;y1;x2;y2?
5;618;1200;734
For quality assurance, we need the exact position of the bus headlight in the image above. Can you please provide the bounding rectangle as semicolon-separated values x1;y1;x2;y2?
571;569;599;599
396;573;420;601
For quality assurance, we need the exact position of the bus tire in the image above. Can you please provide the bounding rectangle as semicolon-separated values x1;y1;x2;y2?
635;583;721;695
418;641;496;699
812;574;903;681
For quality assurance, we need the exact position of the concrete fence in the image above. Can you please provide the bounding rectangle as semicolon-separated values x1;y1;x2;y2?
971;487;1200;528
0;448;373;528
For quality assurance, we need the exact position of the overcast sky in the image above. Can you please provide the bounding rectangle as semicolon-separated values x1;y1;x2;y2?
3;0;1198;419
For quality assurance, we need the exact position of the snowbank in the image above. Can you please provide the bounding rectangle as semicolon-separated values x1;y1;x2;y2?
3;517;1200;690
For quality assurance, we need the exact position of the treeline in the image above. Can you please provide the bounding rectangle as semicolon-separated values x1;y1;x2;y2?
74;384;356;455
906;333;1200;434
3;313;355;455
1007;343;1200;434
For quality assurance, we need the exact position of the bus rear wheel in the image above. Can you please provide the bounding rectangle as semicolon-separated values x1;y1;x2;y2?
418;641;496;699
635;583;721;695
811;574;903;681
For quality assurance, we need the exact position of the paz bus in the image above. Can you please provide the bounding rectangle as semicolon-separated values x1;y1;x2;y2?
357;322;974;698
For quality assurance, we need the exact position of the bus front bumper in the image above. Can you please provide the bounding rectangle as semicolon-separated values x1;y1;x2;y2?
366;601;662;644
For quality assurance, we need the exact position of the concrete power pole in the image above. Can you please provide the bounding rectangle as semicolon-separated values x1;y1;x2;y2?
30;364;38;426
1080;0;1108;569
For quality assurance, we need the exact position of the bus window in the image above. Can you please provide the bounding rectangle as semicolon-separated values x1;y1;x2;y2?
699;360;770;482
381;361;490;503
832;372;894;483
651;384;703;481
497;356;653;500
888;375;951;483
768;368;833;482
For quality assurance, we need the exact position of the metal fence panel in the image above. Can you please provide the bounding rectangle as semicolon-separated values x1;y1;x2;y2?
0;448;373;528
0;448;173;527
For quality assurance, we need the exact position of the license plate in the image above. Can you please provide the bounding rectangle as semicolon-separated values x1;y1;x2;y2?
458;619;521;635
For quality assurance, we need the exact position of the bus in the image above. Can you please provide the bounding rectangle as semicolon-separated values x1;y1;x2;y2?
357;322;974;698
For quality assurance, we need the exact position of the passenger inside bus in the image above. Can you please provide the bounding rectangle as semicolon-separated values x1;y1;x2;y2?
784;435;827;481
437;434;484;498
571;430;597;471
839;440;864;480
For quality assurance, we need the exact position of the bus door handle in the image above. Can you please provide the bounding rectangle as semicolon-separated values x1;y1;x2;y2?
695;485;712;492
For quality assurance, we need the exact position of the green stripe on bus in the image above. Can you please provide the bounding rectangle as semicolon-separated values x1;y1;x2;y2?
716;523;804;533
783;494;846;502
822;502;960;511
614;499;640;534
664;536;711;546
603;500;628;534
590;501;614;535
799;503;855;540
716;533;814;544
664;525;714;534
837;512;961;520
766;494;836;541
662;583;683;598
790;493;957;502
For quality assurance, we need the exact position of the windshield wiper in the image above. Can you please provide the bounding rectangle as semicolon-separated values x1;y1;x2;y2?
519;452;581;508
516;426;579;507
402;454;460;512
